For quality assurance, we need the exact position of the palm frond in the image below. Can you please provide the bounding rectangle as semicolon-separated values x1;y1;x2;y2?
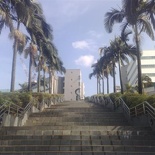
24;46;30;59
120;22;132;43
104;8;124;33
98;47;104;57
150;13;155;30
138;15;154;40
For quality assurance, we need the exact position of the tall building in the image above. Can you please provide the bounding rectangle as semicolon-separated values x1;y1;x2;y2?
31;69;85;101
57;77;64;94
31;75;64;94
80;82;85;99
64;69;84;101
122;50;155;88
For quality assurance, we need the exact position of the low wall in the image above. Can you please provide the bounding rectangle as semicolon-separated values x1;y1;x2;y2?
1;99;59;127
2;105;40;127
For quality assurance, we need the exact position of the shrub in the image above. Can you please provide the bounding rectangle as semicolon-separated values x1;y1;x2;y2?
18;93;32;108
109;92;122;103
146;95;155;107
122;93;148;108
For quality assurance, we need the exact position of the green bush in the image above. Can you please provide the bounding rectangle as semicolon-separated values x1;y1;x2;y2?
122;93;148;108
18;93;32;108
146;95;155;107
0;92;64;109
0;93;20;105
109;92;122;103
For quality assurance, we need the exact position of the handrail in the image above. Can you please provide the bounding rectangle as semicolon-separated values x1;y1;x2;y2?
0;100;34;125
116;97;155;125
118;97;130;118
0;95;64;126
92;95;155;127
0;102;28;118
145;102;155;119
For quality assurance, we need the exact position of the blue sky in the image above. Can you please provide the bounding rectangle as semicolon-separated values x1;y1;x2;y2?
1;0;155;96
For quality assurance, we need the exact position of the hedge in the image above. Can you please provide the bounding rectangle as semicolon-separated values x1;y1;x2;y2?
0;92;64;108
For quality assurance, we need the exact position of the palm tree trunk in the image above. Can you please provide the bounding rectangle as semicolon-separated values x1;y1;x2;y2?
43;70;46;92
102;74;104;94
106;67;109;94
37;64;41;92
99;77;101;94
52;72;55;94
118;54;124;94
113;61;116;93
49;69;52;94
28;53;32;91
135;24;142;94
97;76;99;94
49;69;54;94
107;76;109;94
10;22;20;92
37;52;42;93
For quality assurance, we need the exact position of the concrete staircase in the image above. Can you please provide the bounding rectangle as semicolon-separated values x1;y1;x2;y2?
0;101;155;155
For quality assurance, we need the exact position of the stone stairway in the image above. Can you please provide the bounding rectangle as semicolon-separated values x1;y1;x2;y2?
0;101;155;155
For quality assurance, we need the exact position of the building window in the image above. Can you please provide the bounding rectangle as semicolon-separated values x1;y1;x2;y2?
142;65;155;68
144;73;155;76
141;56;155;59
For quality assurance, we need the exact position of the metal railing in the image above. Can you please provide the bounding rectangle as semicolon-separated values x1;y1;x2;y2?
118;97;130;119
117;98;155;123
96;96;155;124
0;95;64;126
129;101;155;119
0;101;33;120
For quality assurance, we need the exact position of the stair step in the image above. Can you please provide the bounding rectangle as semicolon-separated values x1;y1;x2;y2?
0;101;154;154
0;152;155;155
0;145;155;152
1;139;155;146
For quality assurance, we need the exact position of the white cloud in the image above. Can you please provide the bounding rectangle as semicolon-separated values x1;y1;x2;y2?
75;55;95;67
72;40;90;50
72;39;97;51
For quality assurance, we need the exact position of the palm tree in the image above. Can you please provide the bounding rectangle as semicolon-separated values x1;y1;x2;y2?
9;0;44;91
2;1;63;93
101;46;116;93
45;44;66;94
89;62;102;94
0;1;14;32
109;37;137;94
10;27;29;91
42;62;48;93
104;0;154;94
24;43;38;91
98;54;113;94
0;1;18;92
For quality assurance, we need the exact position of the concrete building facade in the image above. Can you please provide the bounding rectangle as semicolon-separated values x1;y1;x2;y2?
31;69;85;101
31;75;61;94
80;82;85;100
64;69;84;101
122;50;155;91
